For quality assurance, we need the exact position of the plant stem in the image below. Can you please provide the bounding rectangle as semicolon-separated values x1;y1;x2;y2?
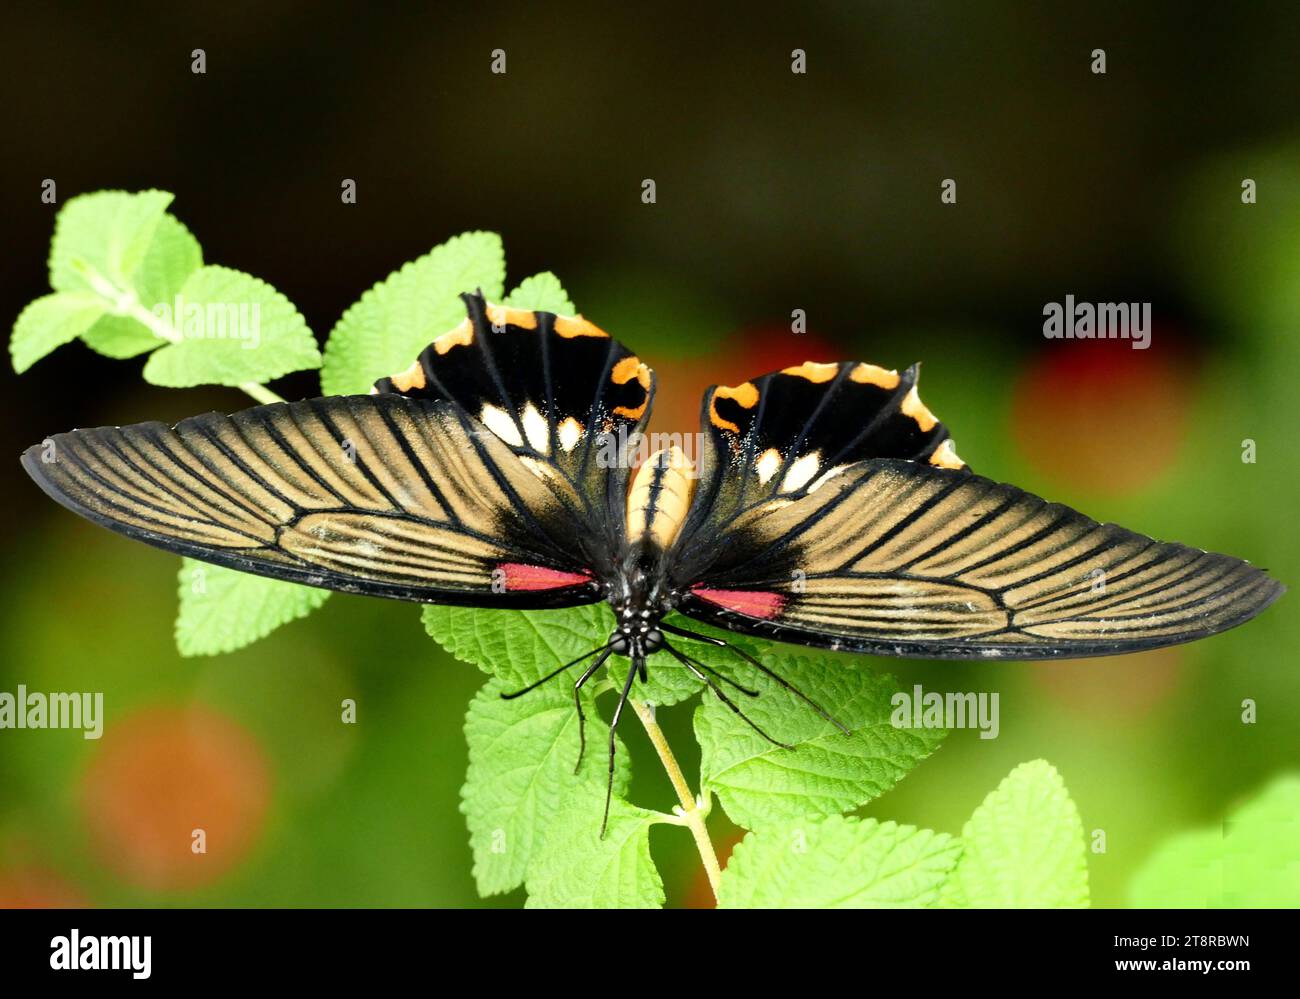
86;266;287;407
630;697;722;903
238;381;286;405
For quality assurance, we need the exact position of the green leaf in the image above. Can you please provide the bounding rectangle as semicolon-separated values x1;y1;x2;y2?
79;315;163;360
524;784;664;908
175;558;330;657
1129;775;1300;907
504;272;575;314
422;604;702;707
48;189;175;293
941;760;1089;908
81;213;204;359
461;677;631;896
10;293;108;372
694;641;946;828
320;231;505;396
719;815;961;908
142;265;320;387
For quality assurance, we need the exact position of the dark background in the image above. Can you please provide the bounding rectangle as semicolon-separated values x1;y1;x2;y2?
1;2;1297;907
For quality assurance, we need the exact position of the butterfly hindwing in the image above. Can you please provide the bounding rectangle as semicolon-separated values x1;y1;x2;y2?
672;360;961;586
373;291;654;563
675;458;1283;658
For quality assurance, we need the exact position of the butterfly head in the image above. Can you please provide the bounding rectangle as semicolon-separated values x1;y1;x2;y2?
609;605;665;657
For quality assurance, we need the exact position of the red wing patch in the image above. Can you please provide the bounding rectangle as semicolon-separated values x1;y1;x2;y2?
690;587;786;619
500;563;593;592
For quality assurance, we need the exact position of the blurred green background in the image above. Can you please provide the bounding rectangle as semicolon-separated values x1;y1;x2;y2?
1;2;1297;907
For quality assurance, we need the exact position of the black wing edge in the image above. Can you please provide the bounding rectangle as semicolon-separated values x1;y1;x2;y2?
677;573;1285;661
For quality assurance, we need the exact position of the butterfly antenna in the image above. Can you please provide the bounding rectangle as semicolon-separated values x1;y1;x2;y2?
601;655;640;839
662;642;795;750
500;639;616;700
570;647;614;775
659;622;852;736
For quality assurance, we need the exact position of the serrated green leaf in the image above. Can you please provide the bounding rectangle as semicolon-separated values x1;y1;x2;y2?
422;604;702;707
694;642;946;829
719;815;961;908
81;213;204;359
175;558;330;657
1129;775;1300;908
320;231;505;396
524;785;664;908
504;272;575;314
461;677;631;896
941;760;1089;908
10;293;108;372
142;265;320;387
48;189;175;293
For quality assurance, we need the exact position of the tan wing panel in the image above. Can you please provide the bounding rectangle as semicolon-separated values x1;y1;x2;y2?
23;395;601;607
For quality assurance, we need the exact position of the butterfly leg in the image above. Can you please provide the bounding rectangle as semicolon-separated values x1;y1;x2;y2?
662;643;795;749
601;655;641;838
500;640;616;700
570;648;614;775
659;622;851;735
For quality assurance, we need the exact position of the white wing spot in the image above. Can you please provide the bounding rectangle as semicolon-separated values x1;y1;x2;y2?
557;416;584;452
781;451;821;492
521;403;550;453
480;404;524;447
756;447;782;485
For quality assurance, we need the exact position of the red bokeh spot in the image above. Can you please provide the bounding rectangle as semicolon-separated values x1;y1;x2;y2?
80;705;271;891
684;830;745;909
1011;336;1194;496
647;325;841;438
721;325;842;383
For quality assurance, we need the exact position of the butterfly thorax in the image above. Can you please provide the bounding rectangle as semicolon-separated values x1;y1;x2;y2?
604;550;671;657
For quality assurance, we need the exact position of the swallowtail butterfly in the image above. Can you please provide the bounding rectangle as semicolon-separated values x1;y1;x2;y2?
22;292;1283;829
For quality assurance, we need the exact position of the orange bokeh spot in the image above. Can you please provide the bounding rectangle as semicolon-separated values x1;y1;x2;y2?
80;705;271;891
1011;337;1193;496
0;867;87;908
1034;645;1185;719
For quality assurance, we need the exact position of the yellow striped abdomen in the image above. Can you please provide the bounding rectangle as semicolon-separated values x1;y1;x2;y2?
626;447;695;549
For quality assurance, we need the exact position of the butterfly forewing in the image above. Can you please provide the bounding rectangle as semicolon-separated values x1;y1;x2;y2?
22;291;661;608
675;458;1283;658
24;394;607;607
